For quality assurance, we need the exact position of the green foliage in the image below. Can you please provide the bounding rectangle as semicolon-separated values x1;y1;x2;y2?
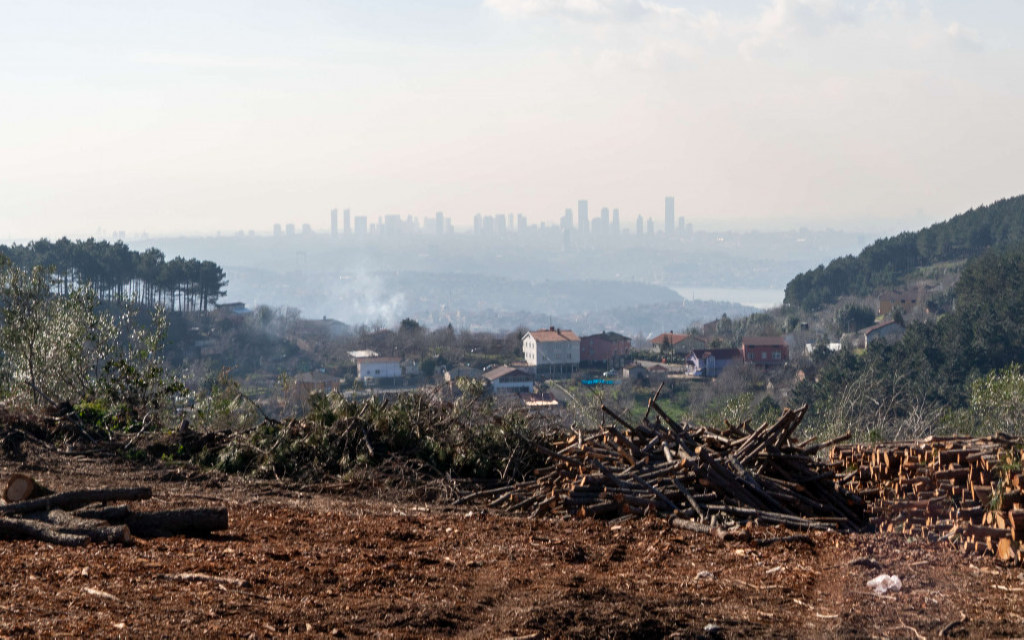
210;390;550;483
0;258;180;429
835;303;877;333
785;195;1024;310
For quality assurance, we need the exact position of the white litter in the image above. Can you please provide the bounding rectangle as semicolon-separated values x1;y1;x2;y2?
866;574;902;595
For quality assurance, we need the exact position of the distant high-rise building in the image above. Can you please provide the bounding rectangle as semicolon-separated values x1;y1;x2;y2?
600;207;610;233
483;215;494;234
273;223;283;236
286;223;295;236
343;208;351;234
517;213;527;232
563;228;571;252
495;214;506;234
302;223;313;235
679;216;685;236
435;211;444;235
612;208;620;235
636;215;643;235
561;208;573;230
578;200;589;234
665;196;675;235
330;209;338;236
647;217;654;235
354;216;367;234
473;213;483;234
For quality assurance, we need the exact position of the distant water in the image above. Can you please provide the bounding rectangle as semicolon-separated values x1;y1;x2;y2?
672;287;784;310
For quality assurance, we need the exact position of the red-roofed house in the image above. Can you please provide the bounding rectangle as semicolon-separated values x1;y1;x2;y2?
740;336;788;368
523;327;580;376
650;331;706;355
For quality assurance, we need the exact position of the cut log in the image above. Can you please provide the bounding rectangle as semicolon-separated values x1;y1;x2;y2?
4;474;40;503
0;487;152;516
126;508;228;537
27;509;131;544
0;516;90;547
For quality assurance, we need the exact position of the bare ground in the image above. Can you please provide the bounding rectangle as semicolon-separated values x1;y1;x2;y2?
0;438;1022;639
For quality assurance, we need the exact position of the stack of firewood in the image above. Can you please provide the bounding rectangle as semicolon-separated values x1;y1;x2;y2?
459;398;868;533
830;435;1024;562
0;474;228;546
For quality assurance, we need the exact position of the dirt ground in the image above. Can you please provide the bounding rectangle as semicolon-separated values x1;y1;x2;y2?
0;438;1022;639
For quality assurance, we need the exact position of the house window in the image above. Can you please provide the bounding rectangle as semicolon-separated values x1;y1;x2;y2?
748;352;754;361
773;351;781;360
761;352;767;360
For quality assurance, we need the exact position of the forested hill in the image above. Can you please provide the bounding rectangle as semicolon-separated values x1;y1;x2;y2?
0;238;227;312
784;195;1024;310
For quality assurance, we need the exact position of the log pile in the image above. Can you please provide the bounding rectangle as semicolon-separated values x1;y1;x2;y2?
460;399;869;533
0;482;229;546
830;434;1024;563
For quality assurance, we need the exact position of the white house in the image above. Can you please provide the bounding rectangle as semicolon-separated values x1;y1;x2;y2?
356;356;402;380
522;327;580;376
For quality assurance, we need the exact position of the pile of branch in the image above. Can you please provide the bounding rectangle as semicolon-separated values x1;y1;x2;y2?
458;397;868;534
831;434;1024;563
0;478;228;547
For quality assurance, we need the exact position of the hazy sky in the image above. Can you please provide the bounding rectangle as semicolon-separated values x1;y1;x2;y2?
3;0;1023;240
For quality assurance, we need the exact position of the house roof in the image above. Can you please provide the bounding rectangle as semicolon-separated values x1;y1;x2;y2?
582;331;630;343
652;332;703;346
527;328;580;343
692;348;742;360
356;356;401;364
348;349;379;359
863;320;901;335
742;336;786;347
483;365;531;382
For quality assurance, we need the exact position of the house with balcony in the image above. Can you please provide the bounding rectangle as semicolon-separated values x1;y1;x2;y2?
522;327;580;377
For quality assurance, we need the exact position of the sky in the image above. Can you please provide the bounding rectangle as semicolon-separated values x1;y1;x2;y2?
2;0;1023;240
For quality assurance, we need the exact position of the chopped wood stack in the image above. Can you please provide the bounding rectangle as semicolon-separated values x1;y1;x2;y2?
460;399;868;533
830;434;1024;563
0;482;229;546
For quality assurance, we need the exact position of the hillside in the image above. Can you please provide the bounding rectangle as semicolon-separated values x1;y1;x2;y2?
785;194;1024;310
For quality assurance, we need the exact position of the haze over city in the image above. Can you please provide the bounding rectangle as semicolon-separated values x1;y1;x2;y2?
4;1;1024;241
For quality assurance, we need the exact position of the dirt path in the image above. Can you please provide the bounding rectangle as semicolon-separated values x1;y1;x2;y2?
0;443;1021;638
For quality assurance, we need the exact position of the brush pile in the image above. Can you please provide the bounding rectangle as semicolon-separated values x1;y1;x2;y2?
460;397;868;533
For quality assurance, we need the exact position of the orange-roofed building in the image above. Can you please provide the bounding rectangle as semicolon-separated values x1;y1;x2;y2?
522;327;580;377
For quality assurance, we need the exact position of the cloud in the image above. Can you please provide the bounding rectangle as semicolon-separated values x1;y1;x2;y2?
944;21;982;52
740;0;862;56
483;0;645;22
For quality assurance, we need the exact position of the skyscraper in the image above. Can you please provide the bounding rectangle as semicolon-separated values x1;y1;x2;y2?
647;217;654;235
561;208;573;230
435;211;444;235
330;208;338;236
578;200;589;234
665;196;675;235
343;208;351;234
612;208;620;235
354;216;367;234
635;215;643;235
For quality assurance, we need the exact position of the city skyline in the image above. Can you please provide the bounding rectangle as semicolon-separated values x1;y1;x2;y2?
4;2;1024;241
